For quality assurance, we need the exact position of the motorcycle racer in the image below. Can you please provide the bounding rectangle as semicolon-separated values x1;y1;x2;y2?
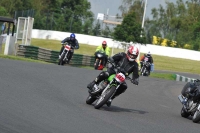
87;45;140;107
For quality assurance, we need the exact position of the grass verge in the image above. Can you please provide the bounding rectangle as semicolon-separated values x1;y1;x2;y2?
0;54;49;64
150;72;176;80
30;38;200;74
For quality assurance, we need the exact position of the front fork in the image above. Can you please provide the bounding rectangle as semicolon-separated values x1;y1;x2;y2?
61;50;69;61
101;80;120;99
95;58;102;66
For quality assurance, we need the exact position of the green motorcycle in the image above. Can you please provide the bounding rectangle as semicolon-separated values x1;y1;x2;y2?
86;61;133;109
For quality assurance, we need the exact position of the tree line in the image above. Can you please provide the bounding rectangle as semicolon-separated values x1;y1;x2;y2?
0;0;200;51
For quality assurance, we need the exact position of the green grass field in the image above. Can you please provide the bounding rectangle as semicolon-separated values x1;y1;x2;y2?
30;38;200;74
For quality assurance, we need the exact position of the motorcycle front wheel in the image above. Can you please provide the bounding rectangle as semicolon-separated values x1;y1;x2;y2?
94;86;116;109
58;54;65;65
192;110;200;123
140;67;144;76
94;59;100;70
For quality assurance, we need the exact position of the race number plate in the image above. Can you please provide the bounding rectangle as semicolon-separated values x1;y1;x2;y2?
115;73;126;83
144;57;148;61
65;45;71;50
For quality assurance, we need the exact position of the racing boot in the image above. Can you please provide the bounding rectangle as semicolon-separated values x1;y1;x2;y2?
106;89;125;107
106;99;113;107
87;80;96;91
106;95;117;107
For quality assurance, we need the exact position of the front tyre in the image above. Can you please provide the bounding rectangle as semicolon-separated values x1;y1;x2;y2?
94;59;100;70
140;67;144;76
192;110;200;123
58;54;65;65
94;86;116;109
86;95;96;105
181;107;190;118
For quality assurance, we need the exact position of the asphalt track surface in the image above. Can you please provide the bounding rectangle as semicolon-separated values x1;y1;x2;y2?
0;58;199;133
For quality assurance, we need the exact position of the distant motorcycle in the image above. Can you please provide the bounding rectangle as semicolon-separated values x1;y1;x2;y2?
58;43;74;65
178;79;200;123
140;57;151;76
94;50;106;70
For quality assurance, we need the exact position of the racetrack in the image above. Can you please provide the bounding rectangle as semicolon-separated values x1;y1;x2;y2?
0;58;199;133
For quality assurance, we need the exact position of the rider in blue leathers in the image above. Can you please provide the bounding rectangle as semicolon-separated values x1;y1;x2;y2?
59;33;79;63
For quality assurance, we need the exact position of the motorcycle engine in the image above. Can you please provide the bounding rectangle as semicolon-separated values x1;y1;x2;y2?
187;99;197;111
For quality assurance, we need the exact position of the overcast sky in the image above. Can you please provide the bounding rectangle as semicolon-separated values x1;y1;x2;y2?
88;0;178;20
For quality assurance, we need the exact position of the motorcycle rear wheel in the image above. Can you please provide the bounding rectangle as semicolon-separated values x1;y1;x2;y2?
94;86;116;109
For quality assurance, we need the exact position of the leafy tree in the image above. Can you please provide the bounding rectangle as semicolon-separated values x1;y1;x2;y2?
102;25;112;37
119;0;145;24
0;6;9;16
92;20;101;36
112;11;146;44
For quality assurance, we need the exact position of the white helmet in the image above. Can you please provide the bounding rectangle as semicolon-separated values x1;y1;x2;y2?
147;51;151;57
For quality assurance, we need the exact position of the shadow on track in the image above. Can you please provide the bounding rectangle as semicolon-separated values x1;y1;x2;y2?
99;106;148;114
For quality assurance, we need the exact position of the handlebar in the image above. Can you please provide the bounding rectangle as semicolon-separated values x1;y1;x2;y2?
61;43;75;49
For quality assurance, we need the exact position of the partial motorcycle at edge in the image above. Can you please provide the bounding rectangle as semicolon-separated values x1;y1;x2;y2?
178;79;200;123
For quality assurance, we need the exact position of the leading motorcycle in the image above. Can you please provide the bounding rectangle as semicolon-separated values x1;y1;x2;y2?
178;79;200;123
86;60;134;109
94;50;106;70
58;43;74;65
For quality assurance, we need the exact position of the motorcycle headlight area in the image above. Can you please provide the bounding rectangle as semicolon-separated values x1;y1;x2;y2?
97;54;103;58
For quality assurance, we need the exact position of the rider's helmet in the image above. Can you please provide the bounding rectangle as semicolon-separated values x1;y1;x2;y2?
127;45;139;62
146;51;151;57
70;33;76;41
102;41;107;49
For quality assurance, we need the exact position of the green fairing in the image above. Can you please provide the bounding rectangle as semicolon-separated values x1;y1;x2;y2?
108;74;116;82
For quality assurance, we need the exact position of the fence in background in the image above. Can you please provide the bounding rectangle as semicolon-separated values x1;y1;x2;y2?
175;74;196;83
16;45;95;66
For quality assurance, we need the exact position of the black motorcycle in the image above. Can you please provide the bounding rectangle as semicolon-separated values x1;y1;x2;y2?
86;61;134;109
178;79;200;123
58;43;74;65
140;60;151;76
94;50;106;70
